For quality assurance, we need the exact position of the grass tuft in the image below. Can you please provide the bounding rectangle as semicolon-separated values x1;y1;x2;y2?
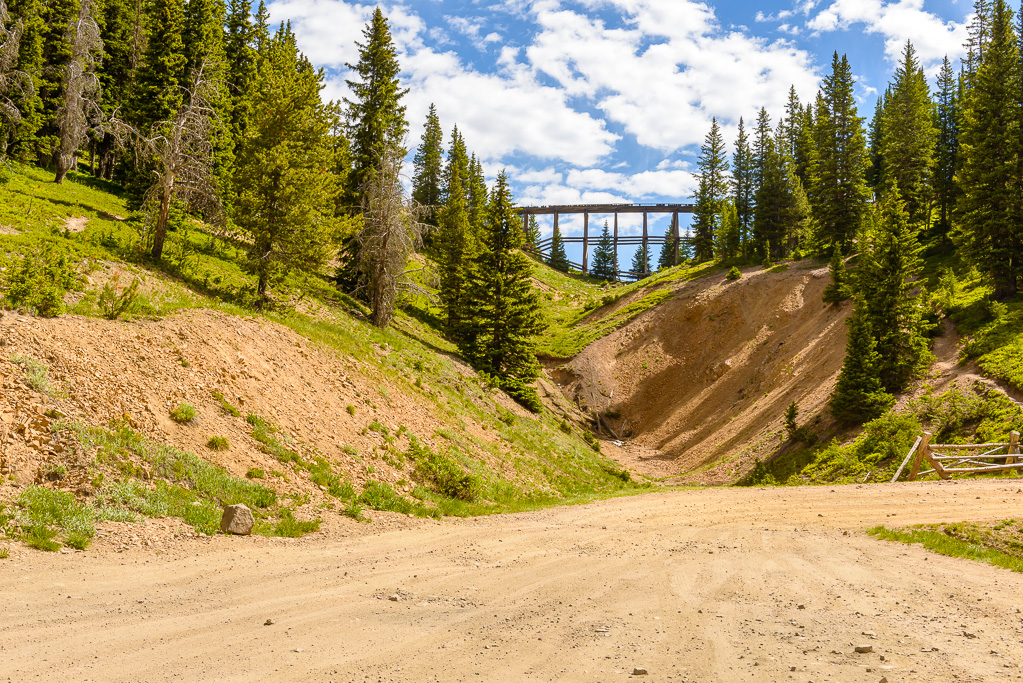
868;525;1023;573
170;402;197;424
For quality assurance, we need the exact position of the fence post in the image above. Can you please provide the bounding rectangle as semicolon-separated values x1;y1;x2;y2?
909;432;932;481
1008;431;1020;465
892;435;923;483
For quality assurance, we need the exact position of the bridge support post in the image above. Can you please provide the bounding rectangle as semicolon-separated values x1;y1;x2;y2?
672;211;679;266
613;213;619;281
582;212;589;273
642;212;649;276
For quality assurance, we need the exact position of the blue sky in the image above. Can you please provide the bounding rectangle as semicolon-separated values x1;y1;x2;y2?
267;0;975;263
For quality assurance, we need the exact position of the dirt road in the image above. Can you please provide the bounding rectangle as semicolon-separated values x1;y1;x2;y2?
3;480;1023;682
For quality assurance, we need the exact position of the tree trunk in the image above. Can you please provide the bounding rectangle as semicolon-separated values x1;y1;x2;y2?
53;147;72;184
152;176;173;260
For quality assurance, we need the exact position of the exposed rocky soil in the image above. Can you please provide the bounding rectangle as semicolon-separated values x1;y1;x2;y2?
558;262;852;484
0;306;537;524
3;479;1023;682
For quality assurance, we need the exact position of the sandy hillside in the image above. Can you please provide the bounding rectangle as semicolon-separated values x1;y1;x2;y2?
559;263;851;484
3;479;1022;682
0;306;543;519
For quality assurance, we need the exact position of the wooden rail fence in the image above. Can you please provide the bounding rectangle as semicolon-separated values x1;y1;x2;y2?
892;430;1021;482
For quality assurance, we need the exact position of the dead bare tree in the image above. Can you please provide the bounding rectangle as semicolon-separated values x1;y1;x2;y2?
0;0;33;158
358;146;433;328
53;0;103;184
110;62;223;260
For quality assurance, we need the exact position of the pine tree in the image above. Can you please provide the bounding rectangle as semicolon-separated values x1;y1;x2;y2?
525;214;540;246
53;0;103;183
879;41;937;225
692;117;729;262
955;0;1022;298
234;27;337;306
0;0;34;152
716;200;740;261
412;103;443;223
629;244;650;279
866;91;885;196
859;187;931;392
793;103;816;184
461;171;545;410
591;220;617;281
343;7;407;213
933;55;960;243
94;0;138;177
223;0;255;137
829;301;895;425
753;135;787;259
822;243;853;303
437;161;474;341
780;85;803;159
656;221;677;270
4;0;43;160
547;221;569;272
731;117;753;258
132;0;187;127
811;52;870;253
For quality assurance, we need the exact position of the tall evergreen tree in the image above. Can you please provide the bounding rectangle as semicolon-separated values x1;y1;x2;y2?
716;199;740;261
591;220;617;281
955;0;1022;298
411;103;443;223
933;55;960;242
859;187;930;392
234;26;337;306
0;0;34;153
629;244;650;278
731;117;753;258
780;85;803;159
94;0;138;177
343;7;407;213
811;52;870;253
547;221;569;272
691;117;729;262
437;161;474;341
223;0;255;136
879;41;937;225
132;0;187;127
461;171;545;410
822;243;853;303
657;220;678;270
829;301;895;424
866;91;885;196
53;0;103;183
4;0;43;159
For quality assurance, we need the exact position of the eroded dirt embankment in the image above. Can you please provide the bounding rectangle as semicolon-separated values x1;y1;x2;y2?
558;263;852;484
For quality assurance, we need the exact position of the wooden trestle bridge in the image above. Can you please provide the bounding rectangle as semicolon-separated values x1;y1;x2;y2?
516;203;695;280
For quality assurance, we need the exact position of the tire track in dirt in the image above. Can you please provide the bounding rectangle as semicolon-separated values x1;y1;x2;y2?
3;479;1023;682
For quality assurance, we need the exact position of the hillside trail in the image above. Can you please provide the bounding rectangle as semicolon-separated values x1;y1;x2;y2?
902;318;1023;410
4;480;1023;682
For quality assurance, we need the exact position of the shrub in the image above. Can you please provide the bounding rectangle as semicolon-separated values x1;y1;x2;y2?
246;468;265;479
207;436;229;451
1;243;79;317
407;437;482;502
170;402;197;424
346;404;356;417
726;266;742;280
583;431;601;452
98;272;140;320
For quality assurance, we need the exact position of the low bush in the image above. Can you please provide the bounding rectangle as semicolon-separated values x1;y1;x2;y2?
0;242;79;317
726;266;742;280
170;402;197;424
207;436;229;451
